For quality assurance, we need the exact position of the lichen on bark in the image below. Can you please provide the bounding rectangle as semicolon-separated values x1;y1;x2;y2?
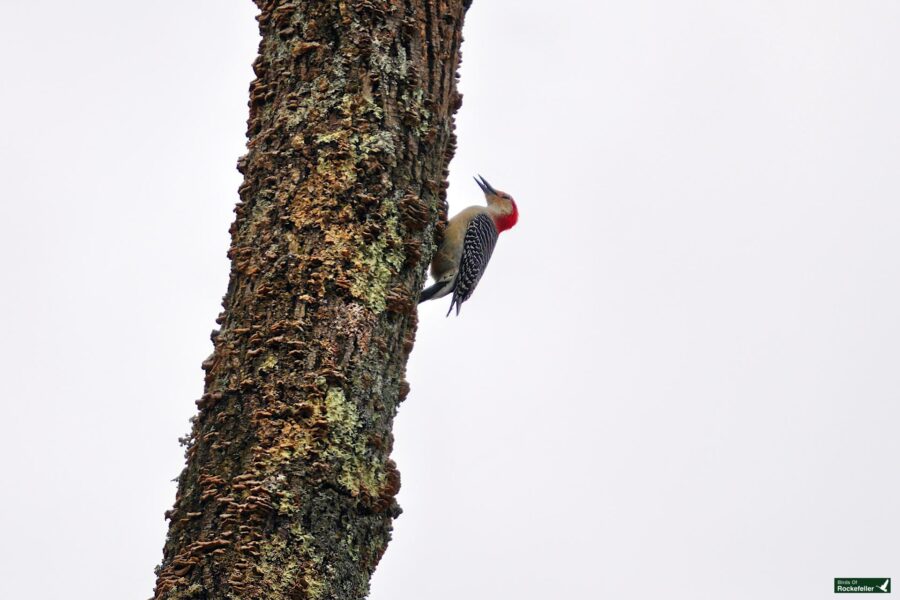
153;1;471;598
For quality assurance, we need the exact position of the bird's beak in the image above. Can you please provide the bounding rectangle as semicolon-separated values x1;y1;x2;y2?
473;174;498;195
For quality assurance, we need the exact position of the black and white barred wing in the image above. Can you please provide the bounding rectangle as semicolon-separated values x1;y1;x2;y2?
448;213;499;315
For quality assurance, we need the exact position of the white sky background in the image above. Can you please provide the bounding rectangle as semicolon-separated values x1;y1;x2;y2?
1;1;898;598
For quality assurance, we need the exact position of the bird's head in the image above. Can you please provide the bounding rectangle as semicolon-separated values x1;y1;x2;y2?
474;174;518;232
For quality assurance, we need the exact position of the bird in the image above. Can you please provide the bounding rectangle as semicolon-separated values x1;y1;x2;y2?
418;175;518;315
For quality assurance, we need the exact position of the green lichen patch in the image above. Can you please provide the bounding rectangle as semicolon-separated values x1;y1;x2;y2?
164;583;204;600
324;387;386;497
348;195;405;313
260;353;279;372
258;530;320;600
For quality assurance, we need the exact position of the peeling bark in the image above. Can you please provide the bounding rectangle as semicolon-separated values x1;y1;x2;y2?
153;1;470;598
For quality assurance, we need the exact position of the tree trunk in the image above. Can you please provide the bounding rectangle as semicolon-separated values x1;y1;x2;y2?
153;1;470;598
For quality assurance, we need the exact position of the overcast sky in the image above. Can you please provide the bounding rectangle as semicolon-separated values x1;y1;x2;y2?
1;2;898;599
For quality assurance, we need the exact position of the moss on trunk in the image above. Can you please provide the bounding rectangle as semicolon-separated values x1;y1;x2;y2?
153;1;471;598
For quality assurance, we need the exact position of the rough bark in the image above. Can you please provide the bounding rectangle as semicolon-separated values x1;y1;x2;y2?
153;1;470;598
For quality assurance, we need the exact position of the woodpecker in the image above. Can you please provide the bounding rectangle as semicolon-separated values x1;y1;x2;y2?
418;175;518;315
